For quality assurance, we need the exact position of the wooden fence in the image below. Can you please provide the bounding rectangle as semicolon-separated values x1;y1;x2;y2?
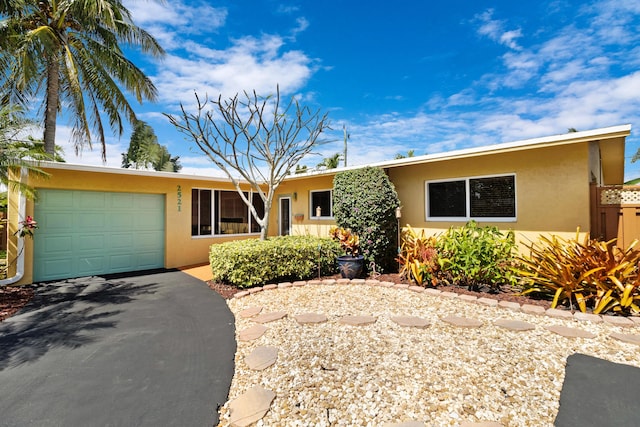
591;184;640;248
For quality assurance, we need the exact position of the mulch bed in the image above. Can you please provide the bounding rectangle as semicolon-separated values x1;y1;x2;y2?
0;285;35;322
205;273;552;309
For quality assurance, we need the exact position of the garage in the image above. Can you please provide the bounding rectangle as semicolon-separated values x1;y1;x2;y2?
33;189;165;282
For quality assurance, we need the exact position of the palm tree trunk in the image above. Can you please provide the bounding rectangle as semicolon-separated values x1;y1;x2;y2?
43;59;60;156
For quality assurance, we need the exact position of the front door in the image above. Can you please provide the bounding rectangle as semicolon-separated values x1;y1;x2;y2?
279;197;291;236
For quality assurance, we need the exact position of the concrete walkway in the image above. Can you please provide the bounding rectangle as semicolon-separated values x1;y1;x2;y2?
0;269;235;427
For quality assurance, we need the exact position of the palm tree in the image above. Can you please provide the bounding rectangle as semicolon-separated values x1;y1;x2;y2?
394;149;415;160
317;153;342;170
153;145;181;172
122;120;159;169
122;120;181;172
0;104;51;200
0;0;165;160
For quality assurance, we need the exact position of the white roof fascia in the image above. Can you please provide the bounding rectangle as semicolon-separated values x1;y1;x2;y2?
37;161;249;183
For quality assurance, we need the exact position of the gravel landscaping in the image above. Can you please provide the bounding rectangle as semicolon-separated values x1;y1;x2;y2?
217;281;640;427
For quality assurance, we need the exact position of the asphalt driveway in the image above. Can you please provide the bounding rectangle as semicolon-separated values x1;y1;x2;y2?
0;270;236;427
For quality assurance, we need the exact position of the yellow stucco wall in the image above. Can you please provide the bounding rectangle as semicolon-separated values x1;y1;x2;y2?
16;167;260;284
387;142;591;248
271;143;593;249
270;174;337;238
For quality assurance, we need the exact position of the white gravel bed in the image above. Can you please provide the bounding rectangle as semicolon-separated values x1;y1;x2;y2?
217;284;640;427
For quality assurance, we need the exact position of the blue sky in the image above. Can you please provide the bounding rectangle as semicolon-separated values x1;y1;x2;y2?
54;0;640;180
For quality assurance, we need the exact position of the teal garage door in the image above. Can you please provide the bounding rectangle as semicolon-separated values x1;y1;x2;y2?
34;190;165;282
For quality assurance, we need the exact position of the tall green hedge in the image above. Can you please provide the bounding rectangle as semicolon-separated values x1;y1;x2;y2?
333;167;401;273
209;235;341;288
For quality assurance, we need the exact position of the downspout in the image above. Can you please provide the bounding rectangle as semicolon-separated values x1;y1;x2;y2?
0;169;27;286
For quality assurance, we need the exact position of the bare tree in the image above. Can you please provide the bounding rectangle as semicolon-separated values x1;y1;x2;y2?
166;87;331;239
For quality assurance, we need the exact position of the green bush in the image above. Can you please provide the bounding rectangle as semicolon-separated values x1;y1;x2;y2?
209;235;341;288
332;167;401;273
437;221;517;292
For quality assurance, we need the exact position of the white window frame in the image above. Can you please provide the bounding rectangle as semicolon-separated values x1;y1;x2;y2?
309;189;334;220
191;188;263;238
425;173;517;222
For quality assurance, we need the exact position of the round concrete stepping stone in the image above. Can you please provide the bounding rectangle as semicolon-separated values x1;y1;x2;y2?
228;385;276;427
238;324;268;341
339;315;377;326
545;325;596;339
239;306;263;318
294;312;328;324
441;315;482;328
252;311;287;324
390;315;431;329
610;332;640;346
494;319;535;331
245;346;279;370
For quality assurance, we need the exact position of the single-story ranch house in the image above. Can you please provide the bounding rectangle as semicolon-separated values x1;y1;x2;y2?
2;124;632;285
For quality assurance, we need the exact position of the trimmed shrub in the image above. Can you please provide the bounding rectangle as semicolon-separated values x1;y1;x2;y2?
437;221;517;292
332;167;401;273
209;235;341;288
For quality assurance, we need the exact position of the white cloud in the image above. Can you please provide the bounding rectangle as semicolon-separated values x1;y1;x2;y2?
54;125;127;168
152;34;315;110
499;29;523;50
123;0;227;50
474;9;523;50
124;0;227;32
291;17;310;38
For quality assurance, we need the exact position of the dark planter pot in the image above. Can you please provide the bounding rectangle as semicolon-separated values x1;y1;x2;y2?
337;255;364;279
